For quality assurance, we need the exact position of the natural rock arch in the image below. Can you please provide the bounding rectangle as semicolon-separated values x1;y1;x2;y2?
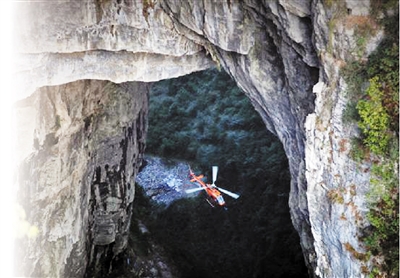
15;1;380;277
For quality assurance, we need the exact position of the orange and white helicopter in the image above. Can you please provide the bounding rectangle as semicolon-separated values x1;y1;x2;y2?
185;166;240;207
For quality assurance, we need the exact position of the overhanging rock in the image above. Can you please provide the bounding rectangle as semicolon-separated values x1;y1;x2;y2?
14;0;383;277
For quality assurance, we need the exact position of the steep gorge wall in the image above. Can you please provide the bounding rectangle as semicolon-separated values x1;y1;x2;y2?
15;80;148;277
14;0;383;277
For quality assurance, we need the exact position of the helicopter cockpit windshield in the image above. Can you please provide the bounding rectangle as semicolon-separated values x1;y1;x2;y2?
216;195;225;205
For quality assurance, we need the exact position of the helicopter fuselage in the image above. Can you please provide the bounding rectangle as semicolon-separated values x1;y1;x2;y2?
189;172;226;206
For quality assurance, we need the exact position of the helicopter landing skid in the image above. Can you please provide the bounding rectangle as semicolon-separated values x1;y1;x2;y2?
205;198;215;208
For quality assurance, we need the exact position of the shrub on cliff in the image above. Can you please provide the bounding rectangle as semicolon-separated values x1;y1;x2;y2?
356;76;391;155
342;8;399;277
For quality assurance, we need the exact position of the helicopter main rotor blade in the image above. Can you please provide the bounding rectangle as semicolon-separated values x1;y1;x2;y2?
185;187;206;194
212;166;218;185
214;186;240;199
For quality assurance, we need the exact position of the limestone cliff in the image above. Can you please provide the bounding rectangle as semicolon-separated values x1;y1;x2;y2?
15;80;148;277
14;0;393;277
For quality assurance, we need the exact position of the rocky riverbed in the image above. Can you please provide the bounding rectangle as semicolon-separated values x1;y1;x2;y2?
136;156;199;206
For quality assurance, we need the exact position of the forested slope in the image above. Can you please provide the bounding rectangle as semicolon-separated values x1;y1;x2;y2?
147;68;286;186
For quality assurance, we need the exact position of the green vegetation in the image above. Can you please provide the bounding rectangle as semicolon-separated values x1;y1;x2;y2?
141;68;307;277
364;161;399;277
356;76;391;155
147;68;286;185
341;5;399;277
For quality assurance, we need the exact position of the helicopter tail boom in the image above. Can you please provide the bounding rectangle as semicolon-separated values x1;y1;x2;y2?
185;187;206;194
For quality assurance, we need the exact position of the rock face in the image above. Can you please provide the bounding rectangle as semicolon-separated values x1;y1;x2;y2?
14;0;214;98
14;0;386;277
136;156;192;206
15;80;148;277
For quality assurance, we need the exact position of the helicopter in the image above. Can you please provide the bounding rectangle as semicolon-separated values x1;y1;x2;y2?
185;166;240;207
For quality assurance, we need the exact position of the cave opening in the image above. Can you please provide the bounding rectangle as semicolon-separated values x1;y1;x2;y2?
13;72;309;278
124;68;309;278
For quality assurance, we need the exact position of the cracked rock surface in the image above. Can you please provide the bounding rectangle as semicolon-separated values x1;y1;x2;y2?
15;80;148;277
